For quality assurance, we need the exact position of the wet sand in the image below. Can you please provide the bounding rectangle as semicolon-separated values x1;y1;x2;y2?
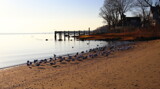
0;40;160;89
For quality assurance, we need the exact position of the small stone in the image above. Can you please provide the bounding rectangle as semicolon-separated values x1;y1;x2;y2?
135;84;138;87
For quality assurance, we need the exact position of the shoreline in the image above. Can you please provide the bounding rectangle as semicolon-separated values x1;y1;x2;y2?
0;64;26;71
0;39;160;89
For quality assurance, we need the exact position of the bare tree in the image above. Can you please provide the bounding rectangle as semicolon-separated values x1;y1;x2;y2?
100;0;136;30
134;0;150;26
135;0;149;18
114;0;135;19
142;0;160;25
142;0;160;7
134;0;160;21
99;0;119;30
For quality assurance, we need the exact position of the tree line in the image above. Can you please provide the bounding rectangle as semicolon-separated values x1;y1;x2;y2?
99;0;160;30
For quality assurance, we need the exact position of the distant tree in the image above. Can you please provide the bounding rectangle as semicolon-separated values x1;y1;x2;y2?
93;25;109;34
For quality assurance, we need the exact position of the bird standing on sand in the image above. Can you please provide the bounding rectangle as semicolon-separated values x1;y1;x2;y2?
54;54;56;58
49;58;53;62
27;61;30;66
50;62;56;65
59;56;64;62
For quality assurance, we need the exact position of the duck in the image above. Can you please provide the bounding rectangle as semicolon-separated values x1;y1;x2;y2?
50;62;56;65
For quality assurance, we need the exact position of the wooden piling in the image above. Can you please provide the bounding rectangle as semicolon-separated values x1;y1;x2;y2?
55;31;57;40
59;32;62;41
79;30;80;36
88;27;90;35
54;30;91;40
64;31;66;41
74;31;75;37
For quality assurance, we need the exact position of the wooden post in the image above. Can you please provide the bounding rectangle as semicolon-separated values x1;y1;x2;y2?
83;30;85;35
68;31;70;40
88;27;90;35
79;30;80;36
59;32;62;41
55;31;57;41
74;31;75;37
64;31;66;41
68;31;69;36
74;31;76;40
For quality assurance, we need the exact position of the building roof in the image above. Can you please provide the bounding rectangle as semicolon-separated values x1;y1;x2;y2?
125;17;141;21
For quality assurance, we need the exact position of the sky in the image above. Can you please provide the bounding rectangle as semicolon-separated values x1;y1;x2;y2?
0;0;105;33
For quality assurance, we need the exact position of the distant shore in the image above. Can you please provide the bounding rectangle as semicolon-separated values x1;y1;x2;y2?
0;40;160;89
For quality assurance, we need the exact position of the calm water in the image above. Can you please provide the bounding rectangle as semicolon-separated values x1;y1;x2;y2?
0;33;108;68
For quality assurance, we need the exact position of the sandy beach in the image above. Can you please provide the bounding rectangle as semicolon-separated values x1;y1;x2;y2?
0;40;160;89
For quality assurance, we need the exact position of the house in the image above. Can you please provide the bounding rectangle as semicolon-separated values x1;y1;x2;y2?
124;17;141;27
149;5;160;26
118;14;142;27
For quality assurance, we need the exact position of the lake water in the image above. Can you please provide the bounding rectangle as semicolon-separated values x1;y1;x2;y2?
0;33;108;68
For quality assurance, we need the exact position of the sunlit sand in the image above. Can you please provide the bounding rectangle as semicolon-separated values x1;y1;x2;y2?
0;40;159;89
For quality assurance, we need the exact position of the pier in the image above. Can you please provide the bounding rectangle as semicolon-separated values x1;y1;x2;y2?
54;28;91;41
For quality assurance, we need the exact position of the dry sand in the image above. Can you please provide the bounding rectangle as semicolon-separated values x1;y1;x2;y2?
0;40;160;89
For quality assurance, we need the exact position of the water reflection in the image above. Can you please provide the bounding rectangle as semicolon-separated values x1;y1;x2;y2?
0;33;107;68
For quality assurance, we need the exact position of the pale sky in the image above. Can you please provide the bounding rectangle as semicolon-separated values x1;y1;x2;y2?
0;0;104;33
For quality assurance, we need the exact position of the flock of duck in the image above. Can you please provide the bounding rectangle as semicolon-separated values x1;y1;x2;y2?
26;43;133;68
